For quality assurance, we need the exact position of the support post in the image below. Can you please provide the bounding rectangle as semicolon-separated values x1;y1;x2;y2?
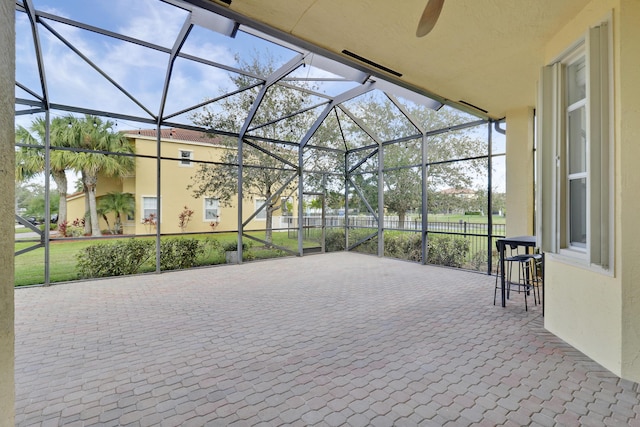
298;147;304;256
1;0;15;423
43;111;51;285
487;121;494;275
155;123;162;273
378;143;384;256
421;134;428;264
344;153;350;250
236;135;244;263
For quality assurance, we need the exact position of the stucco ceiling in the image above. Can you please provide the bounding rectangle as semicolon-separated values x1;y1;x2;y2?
196;0;591;119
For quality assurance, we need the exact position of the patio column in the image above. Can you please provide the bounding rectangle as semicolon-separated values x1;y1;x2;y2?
0;0;15;424
505;107;535;236
619;0;640;382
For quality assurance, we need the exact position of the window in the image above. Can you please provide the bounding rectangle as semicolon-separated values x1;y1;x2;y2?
537;21;612;270
179;149;193;167
566;54;587;250
255;199;267;220
204;198;219;221
142;196;158;221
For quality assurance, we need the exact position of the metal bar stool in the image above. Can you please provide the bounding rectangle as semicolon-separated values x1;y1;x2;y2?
494;241;536;311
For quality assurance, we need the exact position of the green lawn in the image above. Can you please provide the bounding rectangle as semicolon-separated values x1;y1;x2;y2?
14;218;503;286
14;231;314;287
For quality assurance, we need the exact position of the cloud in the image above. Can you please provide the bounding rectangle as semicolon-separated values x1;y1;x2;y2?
15;0;241;123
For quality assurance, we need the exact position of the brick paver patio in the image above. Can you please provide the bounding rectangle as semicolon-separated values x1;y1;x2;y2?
14;252;640;426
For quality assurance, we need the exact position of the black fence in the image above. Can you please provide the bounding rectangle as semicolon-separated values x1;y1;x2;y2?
285;216;506;273
286;216;505;233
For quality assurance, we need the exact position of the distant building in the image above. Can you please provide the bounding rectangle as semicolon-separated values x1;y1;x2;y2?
66;128;287;235
440;188;476;199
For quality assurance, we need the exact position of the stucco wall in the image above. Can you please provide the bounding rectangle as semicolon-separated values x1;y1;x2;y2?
505;107;535;236
132;137;281;234
66;136;290;235
545;260;622;375
540;0;640;382
0;0;15;424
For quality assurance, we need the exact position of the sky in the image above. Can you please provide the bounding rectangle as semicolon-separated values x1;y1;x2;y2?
16;0;283;128
14;0;506;191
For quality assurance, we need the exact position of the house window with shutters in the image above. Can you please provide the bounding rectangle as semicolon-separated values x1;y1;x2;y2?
537;21;612;271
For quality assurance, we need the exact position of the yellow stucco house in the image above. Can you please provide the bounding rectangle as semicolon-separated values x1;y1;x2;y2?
66;128;289;235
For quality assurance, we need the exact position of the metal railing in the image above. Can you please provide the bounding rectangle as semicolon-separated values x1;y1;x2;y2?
283;215;506;273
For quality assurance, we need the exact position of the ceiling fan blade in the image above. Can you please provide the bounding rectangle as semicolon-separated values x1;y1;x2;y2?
416;0;444;37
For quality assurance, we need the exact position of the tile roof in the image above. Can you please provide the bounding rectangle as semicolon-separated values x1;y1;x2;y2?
123;128;223;145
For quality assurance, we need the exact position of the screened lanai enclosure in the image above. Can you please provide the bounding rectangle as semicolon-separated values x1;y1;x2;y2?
15;0;507;286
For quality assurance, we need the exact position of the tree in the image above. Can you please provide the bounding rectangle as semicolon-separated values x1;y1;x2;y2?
14;181;59;220
15;117;75;225
326;190;345;212
190;53;318;244
58;115;135;236
97;192;134;234
382;143;422;227
345;98;487;227
492;191;506;215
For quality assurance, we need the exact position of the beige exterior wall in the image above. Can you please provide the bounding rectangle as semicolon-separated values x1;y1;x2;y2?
618;0;640;382
505;107;535;236
536;0;640;382
0;0;15;424
67;135;289;235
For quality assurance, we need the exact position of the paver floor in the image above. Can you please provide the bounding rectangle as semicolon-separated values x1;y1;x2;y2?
14;252;640;426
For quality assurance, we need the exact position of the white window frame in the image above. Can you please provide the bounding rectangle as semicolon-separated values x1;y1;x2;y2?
141;196;161;223
536;19;613;272
563;49;588;253
255;199;267;220
179;149;193;167
203;197;220;222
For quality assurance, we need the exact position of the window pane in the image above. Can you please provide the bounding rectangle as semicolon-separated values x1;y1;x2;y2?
180;150;192;166
143;197;157;219
568;106;586;174
255;199;267;220
205;198;219;220
567;56;586;105
569;178;586;247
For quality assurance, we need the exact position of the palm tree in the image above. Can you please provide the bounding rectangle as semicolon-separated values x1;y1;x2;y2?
15;117;75;226
59;115;135;236
97;192;134;234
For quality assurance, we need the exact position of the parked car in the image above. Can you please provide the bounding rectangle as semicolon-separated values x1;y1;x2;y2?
26;216;40;225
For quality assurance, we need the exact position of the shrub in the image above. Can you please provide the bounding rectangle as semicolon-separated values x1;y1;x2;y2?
325;229;346;252
178;206;194;233
76;239;154;279
427;235;470;268
160;238;203;270
222;239;255;261
199;237;222;262
76;237;212;277
222;240;253;252
384;233;422;262
58;217;85;237
470;249;487;271
39;223;57;231
348;229;378;254
57;220;68;237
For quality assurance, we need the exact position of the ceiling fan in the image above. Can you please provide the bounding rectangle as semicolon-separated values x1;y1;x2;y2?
416;0;444;37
